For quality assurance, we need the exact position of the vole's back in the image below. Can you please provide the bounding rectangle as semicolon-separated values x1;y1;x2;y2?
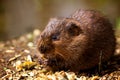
69;9;116;69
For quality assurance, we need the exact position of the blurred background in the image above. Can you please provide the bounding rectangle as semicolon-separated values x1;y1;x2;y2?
0;0;120;40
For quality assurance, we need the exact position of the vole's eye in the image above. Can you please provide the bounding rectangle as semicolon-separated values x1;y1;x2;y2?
52;33;60;41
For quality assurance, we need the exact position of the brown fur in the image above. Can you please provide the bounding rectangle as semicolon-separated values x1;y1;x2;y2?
36;9;116;72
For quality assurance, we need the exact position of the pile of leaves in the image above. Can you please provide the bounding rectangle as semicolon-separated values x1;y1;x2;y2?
0;29;120;80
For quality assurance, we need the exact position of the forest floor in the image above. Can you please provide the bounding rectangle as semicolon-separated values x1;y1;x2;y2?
0;29;120;80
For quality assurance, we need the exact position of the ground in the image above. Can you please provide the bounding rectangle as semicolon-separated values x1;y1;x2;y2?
0;29;120;80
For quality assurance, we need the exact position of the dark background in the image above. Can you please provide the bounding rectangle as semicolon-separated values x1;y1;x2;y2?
0;0;120;40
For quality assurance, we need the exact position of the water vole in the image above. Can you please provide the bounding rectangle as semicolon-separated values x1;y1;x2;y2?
36;9;116;72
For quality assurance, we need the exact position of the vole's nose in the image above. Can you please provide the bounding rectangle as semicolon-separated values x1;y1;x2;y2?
39;45;47;53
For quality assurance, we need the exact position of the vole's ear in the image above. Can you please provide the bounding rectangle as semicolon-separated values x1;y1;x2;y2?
65;22;81;36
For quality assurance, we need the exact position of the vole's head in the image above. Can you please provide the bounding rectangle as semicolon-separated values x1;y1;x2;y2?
36;18;88;71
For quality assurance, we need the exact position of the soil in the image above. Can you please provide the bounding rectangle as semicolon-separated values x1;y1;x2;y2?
0;29;120;80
